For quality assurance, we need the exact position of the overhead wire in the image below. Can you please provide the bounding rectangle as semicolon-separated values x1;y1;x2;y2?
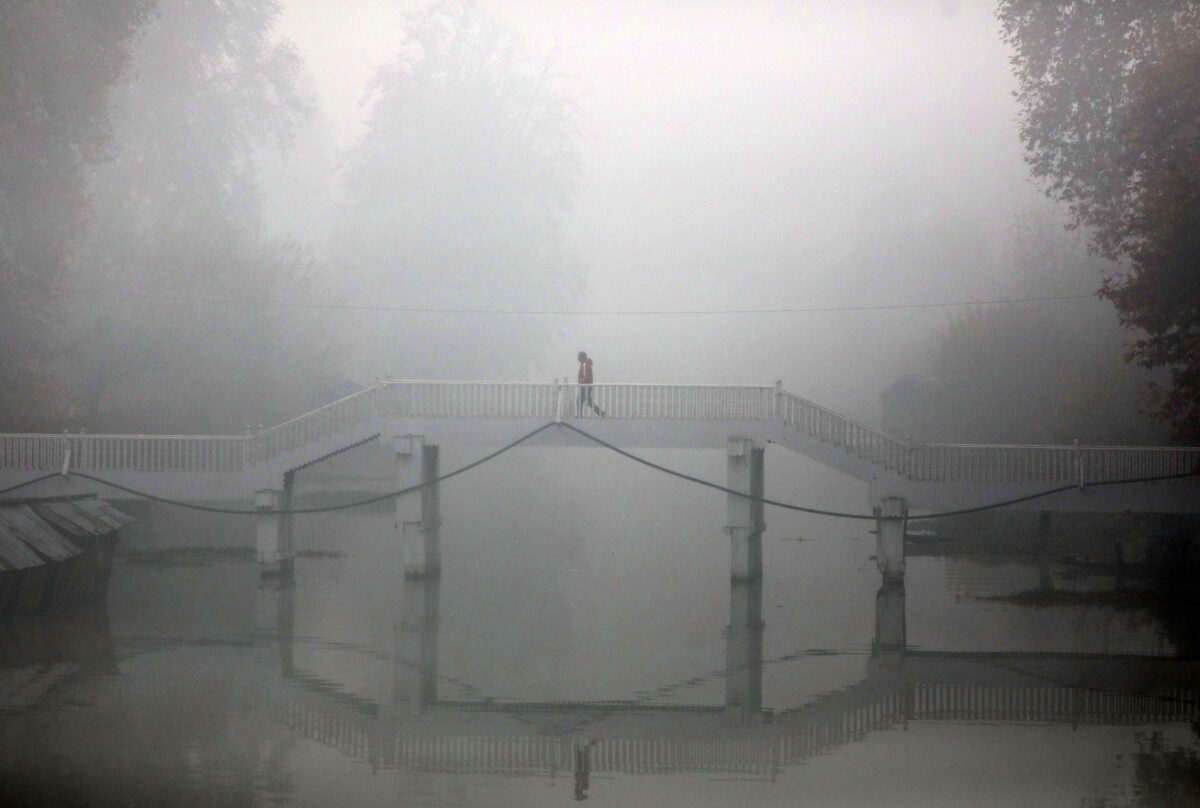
54;286;1096;316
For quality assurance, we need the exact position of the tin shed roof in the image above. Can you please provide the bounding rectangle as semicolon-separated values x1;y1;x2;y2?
0;522;45;571
0;507;81;562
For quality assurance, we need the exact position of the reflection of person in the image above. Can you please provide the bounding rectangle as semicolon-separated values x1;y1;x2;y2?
573;740;593;800
576;351;604;417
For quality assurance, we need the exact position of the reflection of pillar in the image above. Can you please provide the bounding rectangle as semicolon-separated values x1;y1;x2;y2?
573;741;593;801
1037;512;1054;592
873;583;906;653
255;576;295;675
874;497;907;585
724;579;764;721
255;472;295;577
391;577;440;715
726;439;765;581
394;436;441;578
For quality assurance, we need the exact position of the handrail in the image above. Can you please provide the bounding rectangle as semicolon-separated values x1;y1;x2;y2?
252;386;380;439
778;390;910;471
1;381;1197;485
378;379;774;389
0;433;247;472
0;432;245;440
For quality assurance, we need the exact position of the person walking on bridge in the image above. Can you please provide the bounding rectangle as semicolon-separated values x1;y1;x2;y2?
577;351;605;417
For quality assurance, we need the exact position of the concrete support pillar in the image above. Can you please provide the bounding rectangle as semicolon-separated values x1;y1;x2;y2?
724;579;764;722
390;577;440;716
394;436;440;578
873;496;907;585
726;439;765;581
255;473;294;577
422;444;441;573
873;583;906;653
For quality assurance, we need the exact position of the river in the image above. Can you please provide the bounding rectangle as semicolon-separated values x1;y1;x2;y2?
1;444;1196;806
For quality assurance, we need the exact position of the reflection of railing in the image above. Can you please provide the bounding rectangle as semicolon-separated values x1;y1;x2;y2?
909;683;1199;724
257;677;1200;776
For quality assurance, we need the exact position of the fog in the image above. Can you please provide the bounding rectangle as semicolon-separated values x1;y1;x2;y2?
1;0;1157;435
266;0;1053;419
7;3;1200;805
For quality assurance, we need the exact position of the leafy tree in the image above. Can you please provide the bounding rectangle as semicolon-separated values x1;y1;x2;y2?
66;0;333;433
0;1;150;429
910;210;1170;445
999;1;1200;438
335;0;581;380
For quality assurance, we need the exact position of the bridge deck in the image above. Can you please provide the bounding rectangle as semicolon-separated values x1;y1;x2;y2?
1;381;1197;513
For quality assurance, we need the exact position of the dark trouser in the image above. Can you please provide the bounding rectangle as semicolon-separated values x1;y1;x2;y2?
578;385;602;416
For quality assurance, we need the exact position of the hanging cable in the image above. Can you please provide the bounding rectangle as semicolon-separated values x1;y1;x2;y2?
1;421;1195;520
556;422;1200;521
0;422;556;515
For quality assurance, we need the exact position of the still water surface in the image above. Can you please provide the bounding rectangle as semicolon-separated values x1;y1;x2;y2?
2;446;1197;806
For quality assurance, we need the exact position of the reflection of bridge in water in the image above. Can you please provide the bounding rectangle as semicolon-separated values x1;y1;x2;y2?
248;576;1200;781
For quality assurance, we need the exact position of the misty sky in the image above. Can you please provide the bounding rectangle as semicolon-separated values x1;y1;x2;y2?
267;0;1067;420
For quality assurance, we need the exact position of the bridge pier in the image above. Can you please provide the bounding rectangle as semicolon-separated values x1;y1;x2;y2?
394;435;441;578
725;439;765;581
874;496;907;585
255;472;294;577
725;579;764;721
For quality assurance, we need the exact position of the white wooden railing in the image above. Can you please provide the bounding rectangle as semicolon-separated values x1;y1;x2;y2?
0;381;1196;485
779;391;909;471
907;444;1200;483
378;381;775;421
0;434;246;473
248;386;384;464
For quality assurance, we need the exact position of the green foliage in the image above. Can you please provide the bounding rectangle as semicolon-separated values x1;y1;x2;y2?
921;211;1170;445
0;1;151;429
999;1;1200;438
335;1;581;379
1101;46;1200;439
65;0;337;433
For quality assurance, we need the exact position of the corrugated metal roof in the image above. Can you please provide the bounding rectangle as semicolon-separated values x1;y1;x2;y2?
0;522;45;571
0;496;132;573
0;506;81;562
75;498;135;531
32;501;107;538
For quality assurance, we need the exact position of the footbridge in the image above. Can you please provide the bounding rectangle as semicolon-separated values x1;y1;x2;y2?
2;381;1198;580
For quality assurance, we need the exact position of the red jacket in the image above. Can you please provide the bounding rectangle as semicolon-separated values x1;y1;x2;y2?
578;358;593;384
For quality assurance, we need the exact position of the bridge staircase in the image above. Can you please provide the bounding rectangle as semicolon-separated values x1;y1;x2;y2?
1;380;1197;515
